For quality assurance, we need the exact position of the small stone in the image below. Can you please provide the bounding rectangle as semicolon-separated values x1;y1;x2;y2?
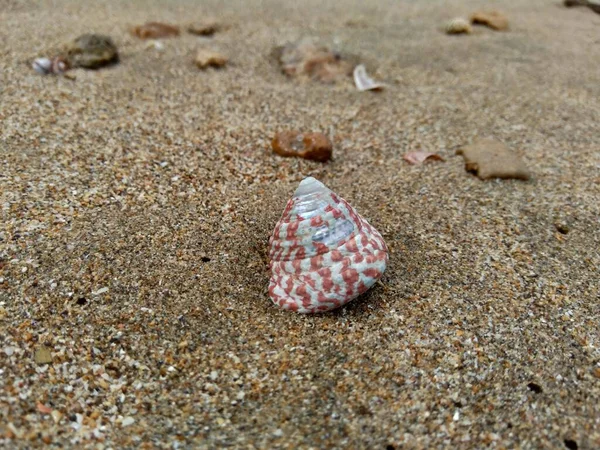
456;138;530;180
121;416;135;427
131;22;180;39
272;131;332;162
195;49;228;69
51;410;63;424
564;0;600;14
446;17;472;35
34;346;53;365
187;21;221;36
555;222;570;234
273;429;284;437
592;367;600;379
3;346;15;356
65;34;119;69
275;38;355;83
470;11;509;31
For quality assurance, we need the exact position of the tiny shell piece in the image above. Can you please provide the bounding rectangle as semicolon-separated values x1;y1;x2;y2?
353;64;384;91
277;38;354;83
272;131;332;162
32;56;70;75
32;57;52;74
195;49;228;69
132;22;180;39
403;151;444;165
268;177;388;313
445;17;472;35
470;11;509;31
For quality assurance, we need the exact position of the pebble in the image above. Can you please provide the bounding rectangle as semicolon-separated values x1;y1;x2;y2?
276;38;354;83
271;131;332;162
34;346;53;365
445;17;472;35
470;11;509;31
3;346;15;356
457;138;530;180
65;34;119;69
187;21;221;36
131;22;180;39
564;0;600;14
195;49;228;69
593;367;600;379
121;416;135;427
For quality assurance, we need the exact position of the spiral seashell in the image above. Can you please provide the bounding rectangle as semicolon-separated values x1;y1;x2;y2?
268;177;388;313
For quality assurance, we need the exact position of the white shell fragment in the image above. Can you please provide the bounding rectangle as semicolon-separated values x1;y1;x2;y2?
445;17;472;35
32;58;53;74
353;64;385;92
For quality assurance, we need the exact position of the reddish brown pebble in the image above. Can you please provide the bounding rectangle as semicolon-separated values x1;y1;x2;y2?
131;22;180;39
593;367;600;379
470;11;509;31
187;21;220;36
272;131;332;162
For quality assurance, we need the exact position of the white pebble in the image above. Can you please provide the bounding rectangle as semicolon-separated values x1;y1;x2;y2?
121;417;135;427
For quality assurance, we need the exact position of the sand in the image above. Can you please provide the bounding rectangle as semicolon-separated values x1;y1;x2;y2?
1;0;599;448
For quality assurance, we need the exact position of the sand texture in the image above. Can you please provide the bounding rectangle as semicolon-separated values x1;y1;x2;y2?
1;0;599;448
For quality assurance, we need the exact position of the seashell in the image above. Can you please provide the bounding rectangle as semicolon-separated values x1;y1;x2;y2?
32;57;53;74
353;64;384;91
268;177;388;313
445;17;472;35
32;56;69;75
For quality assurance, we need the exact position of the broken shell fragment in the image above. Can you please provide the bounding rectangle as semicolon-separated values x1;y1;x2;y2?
268;177;388;313
195;49;228;69
353;64;384;91
445;17;472;34
403;151;444;165
32;57;53;74
272;131;332;162
131;22;180;39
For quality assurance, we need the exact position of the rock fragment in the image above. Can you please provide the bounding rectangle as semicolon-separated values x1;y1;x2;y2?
272;131;332;162
131;22;180;39
187;21;221;36
276;38;354;83
34;346;53;365
457;138;530;180
403;151;444;165
65;34;119;69
470;11;509;31
195;49;228;69
445;18;472;35
564;0;600;14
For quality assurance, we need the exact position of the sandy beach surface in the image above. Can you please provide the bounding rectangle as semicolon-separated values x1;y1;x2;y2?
1;0;599;448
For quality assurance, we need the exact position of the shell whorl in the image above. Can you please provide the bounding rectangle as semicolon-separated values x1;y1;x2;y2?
268;177;388;313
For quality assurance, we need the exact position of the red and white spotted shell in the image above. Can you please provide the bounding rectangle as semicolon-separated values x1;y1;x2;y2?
268;177;388;313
